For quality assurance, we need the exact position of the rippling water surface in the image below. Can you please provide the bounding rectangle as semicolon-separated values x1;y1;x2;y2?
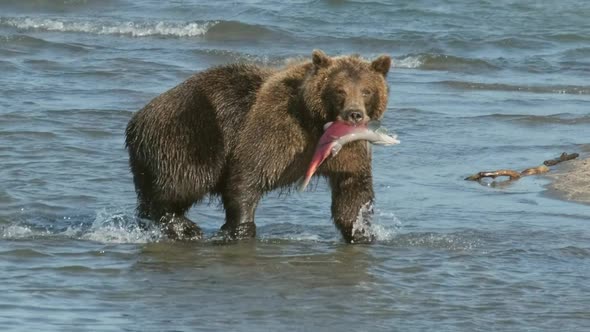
1;1;589;331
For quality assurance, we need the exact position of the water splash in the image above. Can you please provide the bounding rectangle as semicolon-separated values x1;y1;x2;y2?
351;201;401;243
79;209;162;244
0;224;48;239
371;213;402;242
0;209;161;243
0;206;404;244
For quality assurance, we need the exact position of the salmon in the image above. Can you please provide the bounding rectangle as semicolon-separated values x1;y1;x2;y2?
298;120;399;191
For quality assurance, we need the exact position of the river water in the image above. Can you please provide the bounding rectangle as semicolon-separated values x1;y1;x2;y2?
1;1;589;331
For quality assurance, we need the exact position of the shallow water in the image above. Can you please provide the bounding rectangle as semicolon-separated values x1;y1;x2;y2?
1;0;590;331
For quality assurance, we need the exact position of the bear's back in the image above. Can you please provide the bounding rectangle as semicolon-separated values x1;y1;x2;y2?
125;63;275;202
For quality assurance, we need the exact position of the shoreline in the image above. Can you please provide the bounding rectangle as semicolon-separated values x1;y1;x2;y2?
546;157;590;205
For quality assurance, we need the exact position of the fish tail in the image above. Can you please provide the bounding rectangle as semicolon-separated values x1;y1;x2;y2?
297;176;311;192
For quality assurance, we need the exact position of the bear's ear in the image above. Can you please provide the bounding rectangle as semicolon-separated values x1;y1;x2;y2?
371;55;392;76
312;49;332;69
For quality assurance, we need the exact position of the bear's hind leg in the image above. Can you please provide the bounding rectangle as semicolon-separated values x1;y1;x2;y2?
130;172;202;240
143;196;203;241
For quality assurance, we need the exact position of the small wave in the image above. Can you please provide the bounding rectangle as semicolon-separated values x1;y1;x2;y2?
546;33;590;43
395;53;498;72
192;49;285;66
395;55;424;69
0;34;46;45
486;36;552;50
324;0;391;6
477;113;590;125
47;108;135;119
0;0;117;11
387;231;481;251
0;34;89;53
562;47;590;58
558;246;590;258
0;17;216;37
204;20;283;41
442;80;590;95
560;47;590;72
0;248;50;258
257;224;331;242
0;130;58;139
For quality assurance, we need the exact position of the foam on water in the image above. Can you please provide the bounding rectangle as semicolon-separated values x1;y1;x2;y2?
257;230;327;243
1;223;49;239
394;55;424;69
0;209;162;243
393;232;482;251
0;17;216;37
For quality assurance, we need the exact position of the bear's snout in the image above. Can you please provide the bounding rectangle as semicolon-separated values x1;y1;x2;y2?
342;107;368;125
347;110;364;123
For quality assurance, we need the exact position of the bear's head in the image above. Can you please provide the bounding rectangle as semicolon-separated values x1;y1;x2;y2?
302;50;391;126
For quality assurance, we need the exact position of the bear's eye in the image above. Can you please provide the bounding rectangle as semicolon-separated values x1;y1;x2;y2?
335;88;346;97
362;89;373;97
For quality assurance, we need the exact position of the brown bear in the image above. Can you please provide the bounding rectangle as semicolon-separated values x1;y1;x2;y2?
125;50;391;243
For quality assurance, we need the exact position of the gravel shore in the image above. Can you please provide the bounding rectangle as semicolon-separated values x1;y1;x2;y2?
547;157;590;205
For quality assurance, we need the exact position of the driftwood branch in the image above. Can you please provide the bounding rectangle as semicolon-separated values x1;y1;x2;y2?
465;169;522;181
465;152;578;183
543;152;579;166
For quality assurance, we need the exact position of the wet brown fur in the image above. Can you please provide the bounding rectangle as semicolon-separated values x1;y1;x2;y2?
125;50;391;243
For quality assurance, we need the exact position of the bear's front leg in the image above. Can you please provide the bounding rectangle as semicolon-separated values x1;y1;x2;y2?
329;173;376;243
